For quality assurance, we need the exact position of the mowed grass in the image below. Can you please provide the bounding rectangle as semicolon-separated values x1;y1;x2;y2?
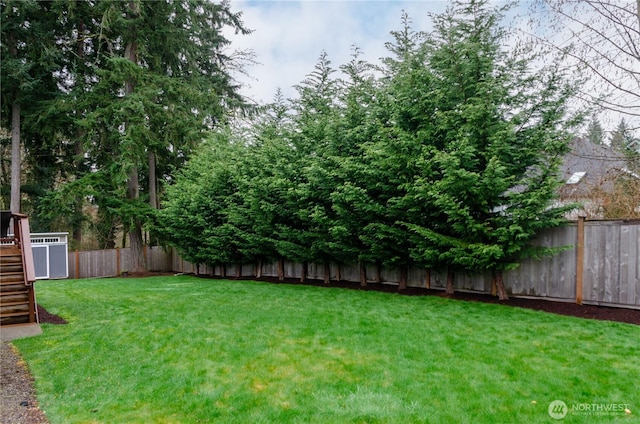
13;276;640;424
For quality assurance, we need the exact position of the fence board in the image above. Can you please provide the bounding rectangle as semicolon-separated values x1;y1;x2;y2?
583;221;640;307
147;246;172;272
63;220;640;309
77;249;117;278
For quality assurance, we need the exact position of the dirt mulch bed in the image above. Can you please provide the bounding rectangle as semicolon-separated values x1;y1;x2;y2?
0;305;64;424
234;275;640;326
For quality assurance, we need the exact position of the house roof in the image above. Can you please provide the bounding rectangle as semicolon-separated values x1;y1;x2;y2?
557;137;628;199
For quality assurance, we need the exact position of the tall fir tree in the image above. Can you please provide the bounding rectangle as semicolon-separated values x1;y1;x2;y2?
402;0;580;299
586;115;604;145
31;0;252;261
1;0;66;222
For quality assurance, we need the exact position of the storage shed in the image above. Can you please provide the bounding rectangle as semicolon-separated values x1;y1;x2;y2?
31;232;69;279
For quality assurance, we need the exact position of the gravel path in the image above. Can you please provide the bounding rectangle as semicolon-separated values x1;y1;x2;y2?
0;341;49;424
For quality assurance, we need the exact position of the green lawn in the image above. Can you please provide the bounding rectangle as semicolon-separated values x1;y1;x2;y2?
13;276;639;423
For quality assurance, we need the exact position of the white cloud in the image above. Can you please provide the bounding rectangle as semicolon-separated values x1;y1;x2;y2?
227;1;446;104
225;0;638;136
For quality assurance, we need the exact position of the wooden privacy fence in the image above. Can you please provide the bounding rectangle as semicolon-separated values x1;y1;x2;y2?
66;219;639;309
68;246;173;279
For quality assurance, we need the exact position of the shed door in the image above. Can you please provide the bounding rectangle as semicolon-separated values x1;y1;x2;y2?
32;245;49;279
49;244;68;279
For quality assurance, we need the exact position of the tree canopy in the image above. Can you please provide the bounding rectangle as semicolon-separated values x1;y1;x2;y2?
159;0;581;299
1;0;253;269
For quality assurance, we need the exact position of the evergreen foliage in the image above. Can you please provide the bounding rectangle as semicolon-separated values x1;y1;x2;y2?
1;0;252;254
586;114;605;145
0;0;67;225
160;0;580;297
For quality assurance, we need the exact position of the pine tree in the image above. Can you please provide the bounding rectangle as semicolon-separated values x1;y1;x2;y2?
610;118;635;152
402;0;579;299
586;115;604;145
350;13;430;288
29;0;253;260
0;1;65;218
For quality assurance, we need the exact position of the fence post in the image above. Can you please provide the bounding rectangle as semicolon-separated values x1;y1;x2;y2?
116;247;121;276
75;250;80;279
576;216;585;305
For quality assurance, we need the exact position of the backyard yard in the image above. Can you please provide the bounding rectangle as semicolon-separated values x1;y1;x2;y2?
10;276;640;423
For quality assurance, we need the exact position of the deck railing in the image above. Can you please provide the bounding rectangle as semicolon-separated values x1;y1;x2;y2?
0;211;36;285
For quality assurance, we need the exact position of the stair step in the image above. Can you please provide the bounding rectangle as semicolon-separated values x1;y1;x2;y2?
0;264;24;273
1;301;30;315
0;272;25;283
0;316;30;326
0;248;21;256
1;300;30;307
0;282;28;292
0;255;22;264
0;311;31;318
0;291;29;299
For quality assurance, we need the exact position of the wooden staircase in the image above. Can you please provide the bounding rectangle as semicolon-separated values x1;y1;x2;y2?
1;212;37;326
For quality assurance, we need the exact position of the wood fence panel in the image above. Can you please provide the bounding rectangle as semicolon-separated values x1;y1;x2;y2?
429;270;448;290
68;253;77;279
284;261;302;279
456;270;490;292
620;224;640;305
407;267;428;288
583;221;640;306
147;246;172;272
260;262;279;278
380;268;400;284
505;226;577;299
307;263;324;281
119;248;131;275
339;263;359;282
76;249;117;278
241;264;254;277
63;220;639;309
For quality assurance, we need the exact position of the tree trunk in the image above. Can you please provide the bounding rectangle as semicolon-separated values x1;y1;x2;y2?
72;137;84;246
72;16;86;246
446;269;455;295
123;2;144;273
10;96;21;214
128;220;146;272
149;151;158;209
278;257;285;281
494;270;509;300
301;261;307;283
323;260;330;285
359;262;367;287
127;164;145;272
398;265;408;290
256;260;262;279
8;29;20;215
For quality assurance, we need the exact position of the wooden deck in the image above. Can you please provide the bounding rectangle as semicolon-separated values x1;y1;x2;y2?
0;213;38;326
